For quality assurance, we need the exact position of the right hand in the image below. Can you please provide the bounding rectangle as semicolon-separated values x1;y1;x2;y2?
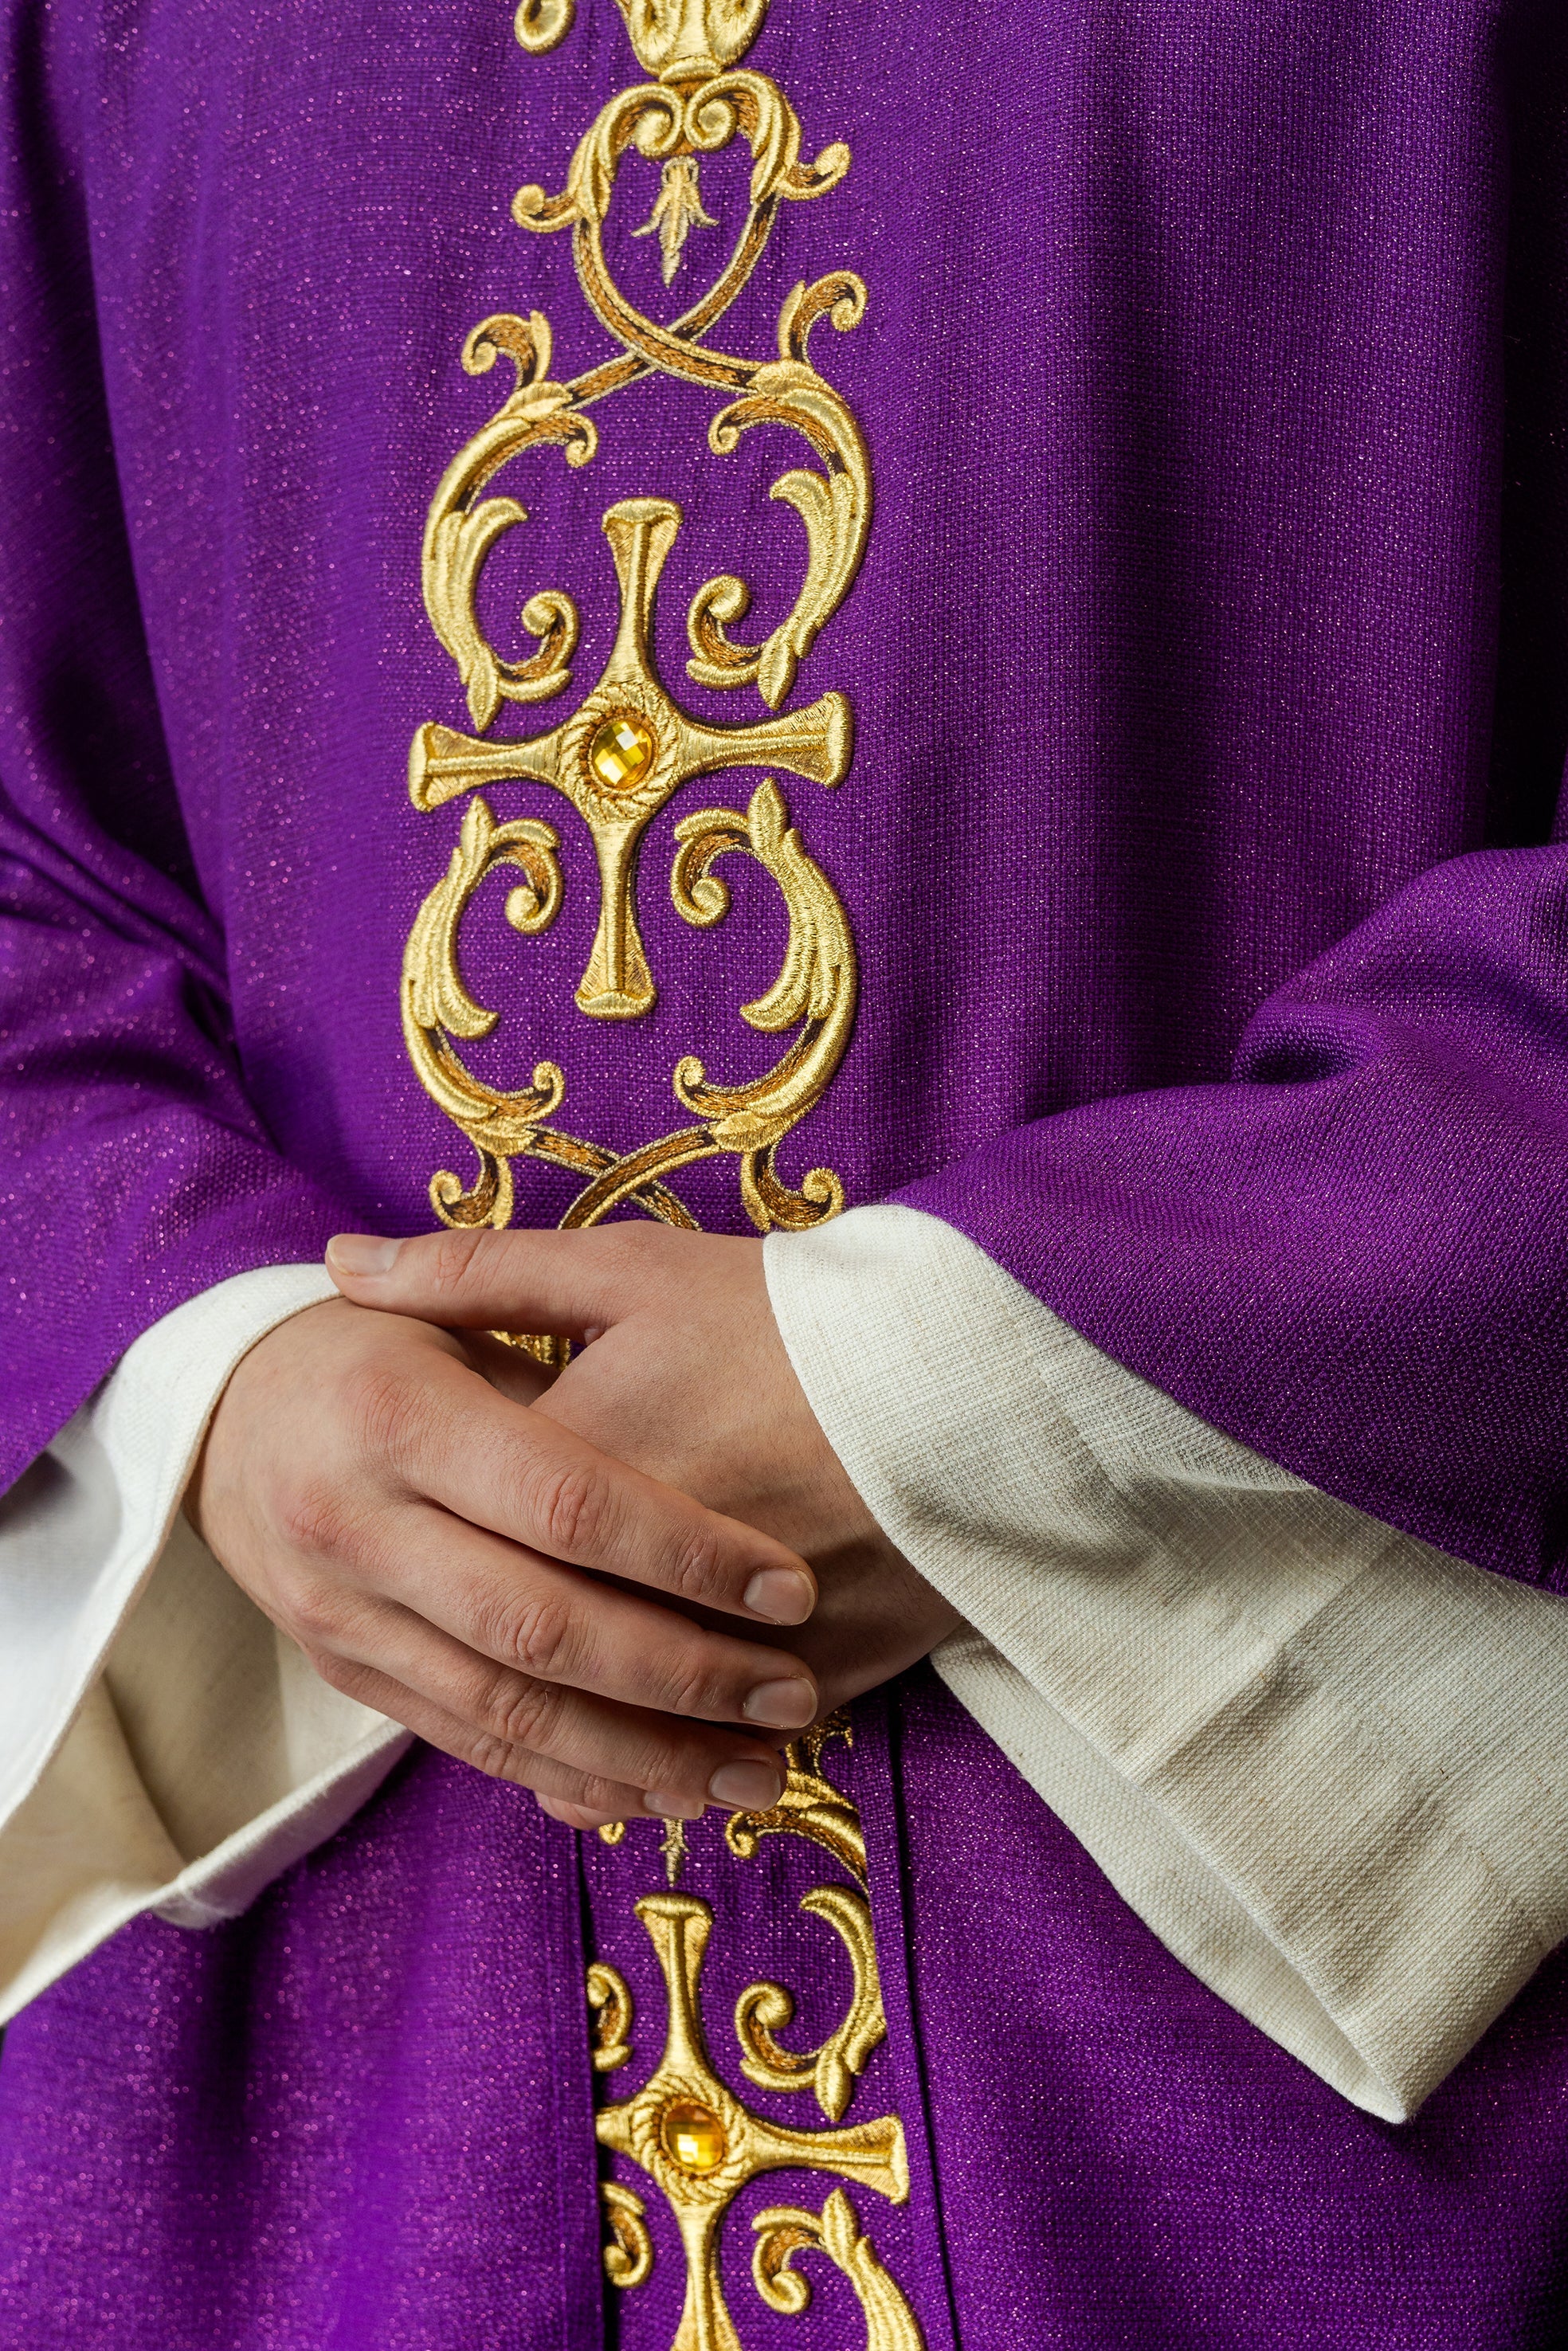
186;1295;821;1826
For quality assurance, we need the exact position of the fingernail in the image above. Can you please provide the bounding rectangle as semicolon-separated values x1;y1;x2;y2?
327;1234;400;1277
645;1793;705;1821
743;1566;815;1625
742;1678;817;1730
708;1761;784;1809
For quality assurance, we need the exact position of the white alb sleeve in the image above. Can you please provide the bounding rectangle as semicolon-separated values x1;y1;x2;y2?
766;1202;1568;2124
0;1266;409;2024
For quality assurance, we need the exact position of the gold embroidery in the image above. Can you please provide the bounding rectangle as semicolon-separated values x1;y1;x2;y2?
752;2192;924;2350
734;1884;884;2122
613;0;772;83
724;1710;866;1881
402;0;870;1254
595;1893;912;2350
591;1718;923;2347
602;2179;657;2287
661;1812;690;1886
634;153;718;283
588;1960;635;2071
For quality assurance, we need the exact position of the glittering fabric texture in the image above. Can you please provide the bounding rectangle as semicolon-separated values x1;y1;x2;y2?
6;1687;1568;2345
3;0;1568;1587
7;0;1568;2337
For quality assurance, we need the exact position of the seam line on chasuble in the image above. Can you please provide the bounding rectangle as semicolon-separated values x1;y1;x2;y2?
400;2;917;2342
402;0;871;1377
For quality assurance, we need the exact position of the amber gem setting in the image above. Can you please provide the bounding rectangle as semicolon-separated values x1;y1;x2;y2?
661;2095;728;2174
589;711;657;792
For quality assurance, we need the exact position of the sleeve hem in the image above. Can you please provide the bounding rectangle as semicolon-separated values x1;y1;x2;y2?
766;1202;1568;2120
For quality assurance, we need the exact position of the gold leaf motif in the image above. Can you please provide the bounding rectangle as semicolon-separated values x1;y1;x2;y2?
421;312;594;735
723;1717;867;1880
588;1961;635;2071
613;0;770;84
752;2192;926;2349
634;153;719;282
735;1886;885;2122
515;0;575;53
601;2179;656;2287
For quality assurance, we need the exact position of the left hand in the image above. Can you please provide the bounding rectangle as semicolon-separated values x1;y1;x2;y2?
327;1223;962;1817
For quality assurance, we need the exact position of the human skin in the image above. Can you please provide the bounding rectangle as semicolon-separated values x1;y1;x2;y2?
190;1225;959;1828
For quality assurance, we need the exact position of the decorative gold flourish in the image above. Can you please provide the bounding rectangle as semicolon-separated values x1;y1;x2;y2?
589;1717;922;2346
725;1712;866;1882
402;0;871;1253
635;153;718;282
588;1960;635;2071
752;2192;924;2349
661;1813;689;1886
421;312;594;735
612;0;771;83
735;1885;884;2122
410;498;851;1022
596;1894;908;2351
602;2179;657;2287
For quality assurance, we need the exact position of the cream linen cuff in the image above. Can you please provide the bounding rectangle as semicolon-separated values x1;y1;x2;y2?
0;1266;409;2024
766;1202;1568;2122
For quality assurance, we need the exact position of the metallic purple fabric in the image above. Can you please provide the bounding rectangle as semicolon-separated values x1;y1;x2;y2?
6;1683;1568;2347
3;0;1568;1581
6;1;1568;2339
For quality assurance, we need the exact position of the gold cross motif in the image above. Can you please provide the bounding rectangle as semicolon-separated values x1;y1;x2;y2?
594;1892;915;2351
410;497;851;1021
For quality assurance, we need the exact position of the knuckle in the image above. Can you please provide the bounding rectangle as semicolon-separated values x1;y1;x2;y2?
338;1361;424;1465
489;1674;563;1751
657;1654;735;1722
506;1593;581;1682
276;1479;363;1564
660;1524;730;1608
461;1729;519;1781
574;1771;633;1816
527;1460;609;1561
421;1226;491;1304
304;1637;369;1692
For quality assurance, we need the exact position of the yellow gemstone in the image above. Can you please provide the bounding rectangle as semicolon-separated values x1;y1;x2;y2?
661;2097;727;2174
589;713;657;792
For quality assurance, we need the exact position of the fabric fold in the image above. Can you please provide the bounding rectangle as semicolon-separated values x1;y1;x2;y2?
0;1264;406;2024
766;1202;1568;2118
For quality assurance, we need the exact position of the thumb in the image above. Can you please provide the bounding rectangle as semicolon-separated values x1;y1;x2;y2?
325;1224;662;1336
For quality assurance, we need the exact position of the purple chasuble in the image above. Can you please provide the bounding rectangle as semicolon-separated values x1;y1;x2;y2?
6;0;1568;2341
6;1685;1568;2347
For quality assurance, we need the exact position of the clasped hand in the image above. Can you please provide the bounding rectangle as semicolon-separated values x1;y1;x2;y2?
188;1226;960;1832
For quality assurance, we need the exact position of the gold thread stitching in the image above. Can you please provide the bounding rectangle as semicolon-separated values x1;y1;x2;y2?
752;2192;925;2349
601;2178;656;2287
591;1716;923;2347
594;1892;914;2351
402;0;870;1269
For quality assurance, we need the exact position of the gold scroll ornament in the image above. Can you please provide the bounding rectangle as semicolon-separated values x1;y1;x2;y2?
589;1718;925;2350
401;0;872;1298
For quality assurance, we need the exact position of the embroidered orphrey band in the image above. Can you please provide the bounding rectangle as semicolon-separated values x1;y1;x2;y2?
400;0;872;1358
590;1718;925;2349
400;5;911;2340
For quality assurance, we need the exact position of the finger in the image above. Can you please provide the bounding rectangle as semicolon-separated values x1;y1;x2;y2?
365;1497;818;1731
309;1650;657;1817
326;1224;694;1340
535;1793;636;1831
303;1578;793;1812
332;1342;817;1629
